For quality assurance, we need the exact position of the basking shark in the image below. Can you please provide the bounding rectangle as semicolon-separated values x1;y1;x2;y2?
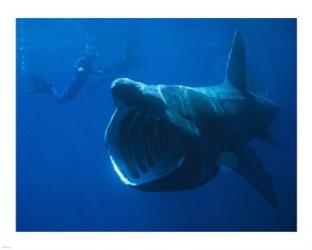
105;31;280;207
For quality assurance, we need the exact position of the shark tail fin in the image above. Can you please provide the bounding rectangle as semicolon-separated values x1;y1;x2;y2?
224;31;247;93
218;144;277;207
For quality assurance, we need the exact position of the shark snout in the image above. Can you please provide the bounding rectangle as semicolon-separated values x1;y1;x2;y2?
111;78;143;107
111;78;166;114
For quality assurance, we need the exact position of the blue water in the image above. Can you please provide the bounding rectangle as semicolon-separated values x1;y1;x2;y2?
16;18;296;231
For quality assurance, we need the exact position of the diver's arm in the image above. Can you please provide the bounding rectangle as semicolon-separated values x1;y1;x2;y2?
73;57;84;70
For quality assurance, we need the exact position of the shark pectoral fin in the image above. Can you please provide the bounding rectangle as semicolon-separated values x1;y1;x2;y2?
229;145;277;207
258;129;286;151
217;151;238;172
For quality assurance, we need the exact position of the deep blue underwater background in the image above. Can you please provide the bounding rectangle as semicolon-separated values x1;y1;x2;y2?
16;18;296;231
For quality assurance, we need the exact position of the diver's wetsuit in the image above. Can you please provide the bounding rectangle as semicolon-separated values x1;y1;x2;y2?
85;52;140;95
30;52;102;103
102;53;140;75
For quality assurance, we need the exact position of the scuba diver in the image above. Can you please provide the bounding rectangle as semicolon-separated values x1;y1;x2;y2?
85;44;140;95
28;51;103;103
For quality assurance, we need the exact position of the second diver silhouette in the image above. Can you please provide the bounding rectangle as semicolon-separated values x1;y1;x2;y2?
85;46;140;95
28;51;103;103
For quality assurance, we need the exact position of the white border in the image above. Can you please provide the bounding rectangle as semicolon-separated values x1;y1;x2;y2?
1;0;311;250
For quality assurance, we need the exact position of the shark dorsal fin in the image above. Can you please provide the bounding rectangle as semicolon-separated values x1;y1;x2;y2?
224;31;246;92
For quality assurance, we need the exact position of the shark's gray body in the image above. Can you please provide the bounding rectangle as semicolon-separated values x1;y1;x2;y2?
105;31;279;207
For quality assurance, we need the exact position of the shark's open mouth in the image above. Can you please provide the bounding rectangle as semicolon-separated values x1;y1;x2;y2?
106;108;185;186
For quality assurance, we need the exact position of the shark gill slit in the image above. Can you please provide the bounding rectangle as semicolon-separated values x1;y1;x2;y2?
144;116;156;167
122;110;170;178
132;112;148;173
143;114;160;168
130;111;145;177
120;110;140;179
135;112;150;173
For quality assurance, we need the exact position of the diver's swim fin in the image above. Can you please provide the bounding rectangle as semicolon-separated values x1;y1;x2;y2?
28;74;53;95
223;144;277;207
